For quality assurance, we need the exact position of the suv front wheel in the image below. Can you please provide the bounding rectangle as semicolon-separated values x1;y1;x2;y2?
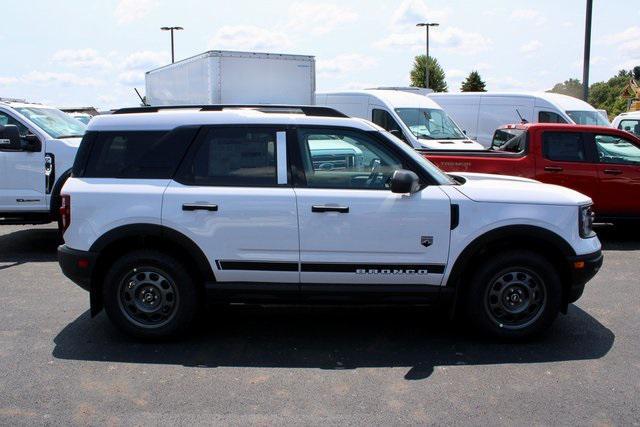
465;250;562;340
102;250;200;339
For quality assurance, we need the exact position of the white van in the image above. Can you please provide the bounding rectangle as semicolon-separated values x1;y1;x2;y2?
428;92;611;147
612;111;640;137
316;90;484;150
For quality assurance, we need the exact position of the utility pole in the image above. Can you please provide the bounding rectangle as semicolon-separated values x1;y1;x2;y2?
582;0;593;101
416;22;439;89
161;26;184;63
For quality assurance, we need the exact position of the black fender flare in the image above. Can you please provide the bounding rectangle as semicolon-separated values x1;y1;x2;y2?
49;168;72;215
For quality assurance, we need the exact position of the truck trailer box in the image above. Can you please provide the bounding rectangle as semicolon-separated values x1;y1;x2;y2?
145;50;315;106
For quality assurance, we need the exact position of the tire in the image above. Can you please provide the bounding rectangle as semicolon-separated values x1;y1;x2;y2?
102;250;200;339
464;250;562;340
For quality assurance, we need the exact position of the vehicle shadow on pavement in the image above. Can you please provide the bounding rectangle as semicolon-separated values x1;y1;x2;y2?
0;227;59;267
594;224;640;251
52;304;614;380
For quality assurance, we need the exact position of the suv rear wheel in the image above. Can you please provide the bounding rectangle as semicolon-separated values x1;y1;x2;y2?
102;250;200;339
465;250;562;340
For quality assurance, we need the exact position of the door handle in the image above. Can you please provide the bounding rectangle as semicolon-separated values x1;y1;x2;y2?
312;205;349;213
544;166;563;172
603;169;622;175
182;203;218;212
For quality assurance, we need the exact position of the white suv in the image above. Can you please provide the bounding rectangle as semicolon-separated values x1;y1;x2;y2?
57;105;603;340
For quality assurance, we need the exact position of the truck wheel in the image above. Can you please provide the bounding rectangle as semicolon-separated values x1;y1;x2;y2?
102;250;200;339
465;250;562;340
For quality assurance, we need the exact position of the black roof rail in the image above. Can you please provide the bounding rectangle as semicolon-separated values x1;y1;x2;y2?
113;104;348;118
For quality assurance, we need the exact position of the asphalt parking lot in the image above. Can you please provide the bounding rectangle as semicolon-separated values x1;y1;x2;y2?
0;224;638;425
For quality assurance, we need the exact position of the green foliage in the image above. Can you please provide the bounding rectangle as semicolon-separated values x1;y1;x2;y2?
410;55;448;92
548;78;583;99
460;70;487;92
547;68;638;118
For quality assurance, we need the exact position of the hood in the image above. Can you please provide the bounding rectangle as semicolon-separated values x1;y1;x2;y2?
52;137;82;148
451;172;592;206
417;139;485;150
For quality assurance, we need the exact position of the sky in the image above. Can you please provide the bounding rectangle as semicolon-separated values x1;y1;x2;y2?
0;0;638;110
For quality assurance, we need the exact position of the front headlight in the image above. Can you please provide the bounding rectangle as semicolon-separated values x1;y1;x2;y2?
579;204;595;238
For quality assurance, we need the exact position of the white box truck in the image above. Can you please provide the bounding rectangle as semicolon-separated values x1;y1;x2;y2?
145;50;315;106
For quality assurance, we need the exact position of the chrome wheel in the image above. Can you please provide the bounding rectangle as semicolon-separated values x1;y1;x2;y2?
117;267;179;328
484;269;546;330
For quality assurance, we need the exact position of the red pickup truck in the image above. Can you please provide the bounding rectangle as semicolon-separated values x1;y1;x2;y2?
423;123;640;223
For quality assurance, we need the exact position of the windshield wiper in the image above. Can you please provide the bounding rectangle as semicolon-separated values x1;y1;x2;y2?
417;134;435;140
57;134;83;139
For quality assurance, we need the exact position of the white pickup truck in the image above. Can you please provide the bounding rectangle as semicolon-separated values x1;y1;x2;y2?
0;99;85;226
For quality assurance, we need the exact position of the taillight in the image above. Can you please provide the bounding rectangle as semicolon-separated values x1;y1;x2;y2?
60;194;71;233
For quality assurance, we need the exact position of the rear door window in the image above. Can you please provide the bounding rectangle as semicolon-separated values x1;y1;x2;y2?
177;127;280;187
618;119;640;137
542;132;588;162
83;128;197;178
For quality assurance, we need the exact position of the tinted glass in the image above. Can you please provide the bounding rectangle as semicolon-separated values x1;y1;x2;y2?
542;132;586;162
538;111;566;123
594;134;640;165
619;119;640;137
0;112;30;136
83;130;195;178
491;128;526;150
182;127;278;186
372;109;403;134
298;128;404;190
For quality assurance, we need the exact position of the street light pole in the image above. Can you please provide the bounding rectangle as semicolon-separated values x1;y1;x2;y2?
161;26;184;63
416;22;439;89
582;0;593;101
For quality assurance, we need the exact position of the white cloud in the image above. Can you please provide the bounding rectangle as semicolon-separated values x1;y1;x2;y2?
376;27;492;54
209;25;293;51
520;40;542;54
603;26;640;52
447;69;466;79
287;3;358;35
52;49;112;68
510;9;546;26
22;71;102;87
0;77;19;85
317;54;377;77
115;0;156;24
390;0;450;27
121;50;168;70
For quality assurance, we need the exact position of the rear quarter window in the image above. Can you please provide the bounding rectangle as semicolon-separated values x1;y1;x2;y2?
80;127;198;178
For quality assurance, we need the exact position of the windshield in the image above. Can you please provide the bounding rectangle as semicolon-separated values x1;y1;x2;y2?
566;110;610;127
380;130;455;185
395;108;466;140
15;107;86;138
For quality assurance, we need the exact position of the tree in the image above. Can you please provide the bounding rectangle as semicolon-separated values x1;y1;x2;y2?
588;72;631;118
460;70;486;92
548;78;583;99
633;66;640;81
410;55;448;92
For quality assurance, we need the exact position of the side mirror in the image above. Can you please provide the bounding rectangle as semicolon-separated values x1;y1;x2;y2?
389;129;406;141
22;134;42;152
0;124;22;150
390;169;421;194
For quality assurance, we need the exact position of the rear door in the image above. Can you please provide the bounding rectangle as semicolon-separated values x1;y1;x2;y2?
535;129;600;205
590;131;640;217
292;127;451;286
0;109;46;212
163;126;300;283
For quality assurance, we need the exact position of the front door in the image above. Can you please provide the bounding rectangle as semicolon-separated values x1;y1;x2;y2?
591;131;640;217
0;109;46;212
293;127;451;286
535;129;600;206
162;126;299;283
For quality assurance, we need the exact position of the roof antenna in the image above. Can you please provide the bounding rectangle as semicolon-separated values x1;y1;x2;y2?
134;88;149;106
516;108;529;124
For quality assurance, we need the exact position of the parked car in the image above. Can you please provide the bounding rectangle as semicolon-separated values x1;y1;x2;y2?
427;92;611;147
145;50;315;106
57;105;602;340
424;123;640;225
612;111;640;137
315;89;485;150
0;98;86;226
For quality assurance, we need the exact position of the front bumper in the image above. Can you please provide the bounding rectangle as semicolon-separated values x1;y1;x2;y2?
566;249;603;303
57;245;97;292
